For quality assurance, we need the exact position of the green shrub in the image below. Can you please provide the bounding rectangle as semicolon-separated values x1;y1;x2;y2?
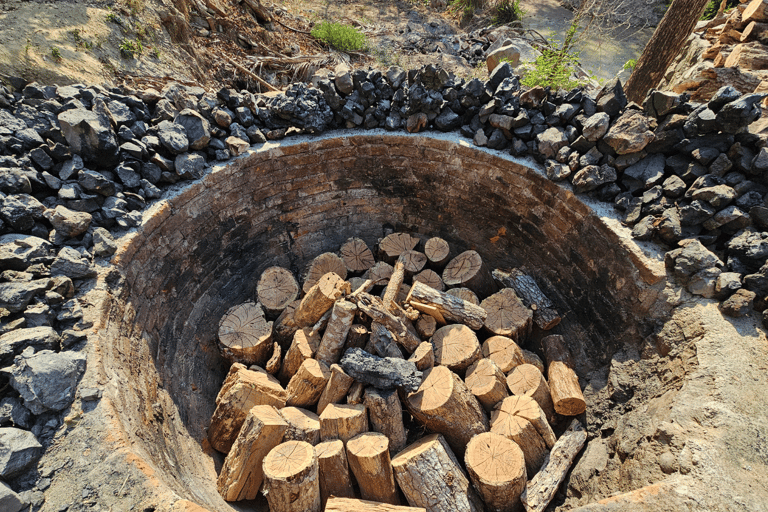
701;0;738;20
310;22;368;52
50;47;62;61
119;38;143;58
493;0;525;24
520;21;582;91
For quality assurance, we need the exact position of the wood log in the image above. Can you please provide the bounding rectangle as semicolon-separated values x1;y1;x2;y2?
320;403;368;442
391;434;483;512
242;0;272;23
414;314;437;339
352;293;421;353
741;20;768;42
446;287;480;305
407;341;435;370
294;272;350;328
285;359;330;408
406;281;487;330
548;362;586;416
363;387;407;454
405;365;488;457
303;252;348;293
431;324;482;372
481;335;525;374
369;322;404;359
364;261;394;285
724;41;768;68
400;250;427;276
744;0;768;23
465;432;527;512
325;497;426;512
492;269;561;330
347;432;400;505
345;323;369;350
340;347;422;392
490;396;549;476
218;301;273;365
502;395;556;449
541;334;573;367
521;420;587;512
273;299;300;349
424;237;450;267
315;440;355;506
262;441;321;512
316;300;357;366
379;232;419;263
480;288;533;340
465;358;509;412
347;381;365;404
278;328;320;383
308;308;333;338
442;250;497;298
280;406;321;445
340;237;375;273
265;342;281;375
383;256;407;311
379;284;411;306
507;364;556;423
217;405;288;501
522;349;545;374
209;364;287;453
257;267;299;317
317;364;355;415
413;269;444;292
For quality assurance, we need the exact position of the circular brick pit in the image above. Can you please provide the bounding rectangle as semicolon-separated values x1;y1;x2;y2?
95;133;668;511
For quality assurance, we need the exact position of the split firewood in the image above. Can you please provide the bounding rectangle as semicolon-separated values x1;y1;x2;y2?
325;497;427;512
400;250;427;276
217;301;273;365
480;288;533;341
383;256;407;311
303;252;348;293
407;341;435;370
379;232;419;263
490;396;549;476
391;434;484;512
505;395;556;448
406;281;487;330
351;293;420;353
493;269;561;330
265;342;281;375
315;300;357;366
347;381;365;404
319;403;368;443
542;335;586;416
317;364;355;415
285;359;330;408
507;364;556;423
294;272;350;328
344;323;369;350
406;365;488;457
521;420;587;512
340;237;376;273
316;440;355;506
465;432;527;512
442;250;497;298
278;328;320;383
347;432;400;505
341;347;423;392
481;335;526;374
257;267;299;317
465;358;509;412
217;405;288;501
262;441;321;512
414;314;437;339
308;308;333;338
363;261;394;285
369;322;404;359
280;406;321;445
424;237;451;267
364;387;407;454
273;299;300;349
446;287;480;305
413;269;444;291
431;324;482;372
209;363;287;453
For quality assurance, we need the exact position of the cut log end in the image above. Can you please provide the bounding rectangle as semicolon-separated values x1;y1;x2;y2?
465;432;527;512
482;335;526;374
340;237;376;273
379;232;419;262
431;323;481;372
346;432;399;505
442;250;497;298
218;301;273;365
413;269;444;291
481;288;533;340
262;440;321;512
257;267;299;316
446;287;480;305
424;237;450;267
303;252;348;293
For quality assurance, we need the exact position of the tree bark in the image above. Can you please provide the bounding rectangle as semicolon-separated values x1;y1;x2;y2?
465;432;527;512
364;387;407;454
317;364;355;415
346;432;400;505
279;406;321;446
406;281;487;330
319;403;368;443
624;0;712;104
262;441;321;512
316;440;355;506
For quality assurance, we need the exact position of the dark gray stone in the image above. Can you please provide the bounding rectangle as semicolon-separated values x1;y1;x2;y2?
0;427;42;478
680;200;716;226
434;108;461;131
663;175;687;198
51;246;95;279
632;215;656;241
582;112;610;142
688;267;722;298
0;327;60;366
624;153;665;188
115;164;141;189
708;85;741;113
0;168;32;194
716;93;765;133
57;107;119;166
0;234;53;271
673;240;723;283
175;153;206;180
78;170;115;197
0;279;50;313
572;164;617;193
726;228;768;272
691;185;737;209
657;207;682;245
92;227;117;257
156;120;189;154
720;288;756;317
595;78;627;118
0;397;31;429
340;347;422;393
175;109;210;150
58;155;83;181
0;194;46;231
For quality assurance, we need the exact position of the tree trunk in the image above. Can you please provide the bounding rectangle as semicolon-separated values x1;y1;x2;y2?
624;0;711;104
442;250;497;298
379;232;419;263
407;341;435;370
446;287;480;305
294;272;350;328
346;432;400;505
413;269;444;291
262;441;321;512
265;342;281;375
414;314;437;339
480;288;533;341
406;281;487;330
490;396;549;476
217;301;273;365
465;432;527;512
315;440;355;506
279;328;320;383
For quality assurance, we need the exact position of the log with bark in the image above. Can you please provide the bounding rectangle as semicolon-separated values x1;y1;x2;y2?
285;359;330;408
319;403;368;443
257;267;299;317
364;387;407;454
490;396;549;476
217;301;273;365
340;237;376;273
265;342;281;375
481;335;526;374
345;323;369;350
243;0;273;23
217;405;288;501
273;299;301;349
346;432;400;505
414;314;437;339
541;335;586;416
352;292;421;353
507;364;556;423
480;288;533;340
340;347;422;392
442;250;497;298
465;432;527;512
325;498;426;512
465;358;509;412
407;341;435;370
280;406;321;445
209;363;287;453
278;328;320;383
303;252;348;293
446;287;480;305
315;440;355;506
406;281;487;330
405;365;489;457
431;324;482;372
492;269;561;330
424;237;451;267
294;272;350;328
391;433;484;512
379;232;420;263
262;441;321;512
317;364;355;415
521;420;587;512
369;321;405;359
315;300;357;366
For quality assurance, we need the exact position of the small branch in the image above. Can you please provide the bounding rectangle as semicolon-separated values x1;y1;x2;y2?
222;55;279;92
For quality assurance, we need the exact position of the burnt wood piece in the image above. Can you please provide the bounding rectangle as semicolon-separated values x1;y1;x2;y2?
493;269;561;330
442;250;497;298
369;322;404;359
340;237;376;273
406;281;487;330
414;314;437;339
340;347;422;393
344;323;369;351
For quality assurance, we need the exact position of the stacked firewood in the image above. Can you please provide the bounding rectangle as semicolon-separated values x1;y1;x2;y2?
209;233;588;512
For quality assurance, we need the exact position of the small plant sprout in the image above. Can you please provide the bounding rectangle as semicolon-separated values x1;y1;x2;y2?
50;47;62;61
